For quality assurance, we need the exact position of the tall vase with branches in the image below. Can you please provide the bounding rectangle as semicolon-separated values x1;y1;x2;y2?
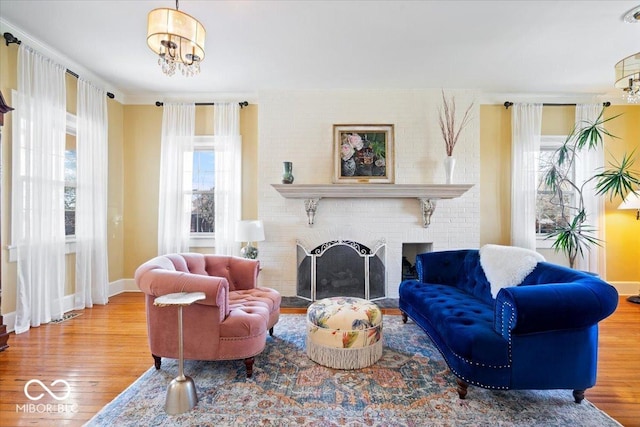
438;90;473;184
543;110;639;268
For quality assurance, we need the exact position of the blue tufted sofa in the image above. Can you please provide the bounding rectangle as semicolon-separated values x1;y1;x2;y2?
399;249;618;402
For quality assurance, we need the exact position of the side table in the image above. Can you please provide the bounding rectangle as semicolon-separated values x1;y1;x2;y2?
154;291;206;415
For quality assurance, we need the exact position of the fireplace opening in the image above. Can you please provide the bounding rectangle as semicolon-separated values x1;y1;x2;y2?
297;240;386;301
402;242;433;280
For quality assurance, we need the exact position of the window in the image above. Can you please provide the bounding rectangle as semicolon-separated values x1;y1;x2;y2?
64;134;76;236
536;136;576;241
9;100;77;262
190;148;215;234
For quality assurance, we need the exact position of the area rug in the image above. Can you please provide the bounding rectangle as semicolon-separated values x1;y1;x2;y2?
86;315;620;427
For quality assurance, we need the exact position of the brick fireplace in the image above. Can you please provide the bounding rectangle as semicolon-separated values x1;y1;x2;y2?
255;89;480;298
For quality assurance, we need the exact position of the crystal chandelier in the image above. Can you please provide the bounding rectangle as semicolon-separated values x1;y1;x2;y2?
615;52;640;103
615;7;640;103
147;0;205;77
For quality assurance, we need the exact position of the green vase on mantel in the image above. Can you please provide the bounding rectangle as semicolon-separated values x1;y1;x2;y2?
282;161;294;184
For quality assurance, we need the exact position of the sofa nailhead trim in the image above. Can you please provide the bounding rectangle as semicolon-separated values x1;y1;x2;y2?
498;300;515;364
407;312;511;369
410;318;511;389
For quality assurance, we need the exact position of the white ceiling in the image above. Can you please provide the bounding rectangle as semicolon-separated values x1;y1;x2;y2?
0;1;638;104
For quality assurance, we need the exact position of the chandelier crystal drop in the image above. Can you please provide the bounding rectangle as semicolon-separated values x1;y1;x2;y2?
623;84;640;104
147;0;205;77
614;52;640;104
159;55;177;76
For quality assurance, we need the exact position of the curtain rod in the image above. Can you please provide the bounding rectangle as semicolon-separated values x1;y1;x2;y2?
504;101;611;109
3;32;116;100
155;101;249;108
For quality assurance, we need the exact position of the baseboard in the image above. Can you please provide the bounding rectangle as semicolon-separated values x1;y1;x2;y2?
1;279;139;333
608;281;640;296
109;278;139;296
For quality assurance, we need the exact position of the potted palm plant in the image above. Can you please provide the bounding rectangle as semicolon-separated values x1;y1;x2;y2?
543;109;640;268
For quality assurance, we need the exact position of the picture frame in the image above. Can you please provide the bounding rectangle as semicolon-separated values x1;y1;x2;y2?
333;124;394;183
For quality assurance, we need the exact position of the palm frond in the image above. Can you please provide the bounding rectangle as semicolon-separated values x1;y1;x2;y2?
549;216;601;266
544;165;561;191
574;112;621;151
594;150;640;201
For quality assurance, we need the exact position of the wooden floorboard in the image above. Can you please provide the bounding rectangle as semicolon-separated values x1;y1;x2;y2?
0;293;638;426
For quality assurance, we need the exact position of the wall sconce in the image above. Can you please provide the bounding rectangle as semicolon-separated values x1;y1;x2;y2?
235;220;265;259
618;191;640;220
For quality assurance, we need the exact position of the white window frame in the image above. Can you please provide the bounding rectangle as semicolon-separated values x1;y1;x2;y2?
536;135;576;249
189;135;215;248
9;109;77;262
64;114;77;240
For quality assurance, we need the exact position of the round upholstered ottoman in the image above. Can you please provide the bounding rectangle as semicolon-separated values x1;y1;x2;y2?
306;296;383;370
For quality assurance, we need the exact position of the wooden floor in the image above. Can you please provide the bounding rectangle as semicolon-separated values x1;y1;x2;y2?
0;293;638;426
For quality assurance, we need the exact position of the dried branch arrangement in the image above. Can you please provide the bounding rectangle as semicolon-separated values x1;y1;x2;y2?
438;90;474;156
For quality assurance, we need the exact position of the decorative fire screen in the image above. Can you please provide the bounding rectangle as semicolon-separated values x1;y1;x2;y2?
296;239;386;301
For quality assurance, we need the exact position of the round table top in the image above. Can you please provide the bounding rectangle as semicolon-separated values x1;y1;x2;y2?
154;291;206;307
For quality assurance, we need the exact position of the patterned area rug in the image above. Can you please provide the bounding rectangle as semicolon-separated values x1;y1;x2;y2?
86;315;620;426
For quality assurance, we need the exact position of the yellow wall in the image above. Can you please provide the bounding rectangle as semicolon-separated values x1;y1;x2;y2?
541;105;575;135
603;106;640;282
121;105;162;277
107;98;125;281
479;105;511;246
480;103;640;281
240;105;259;220
121;104;259;277
0;40;18;317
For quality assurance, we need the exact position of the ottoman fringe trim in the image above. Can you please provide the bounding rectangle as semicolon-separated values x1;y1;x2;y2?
307;339;383;370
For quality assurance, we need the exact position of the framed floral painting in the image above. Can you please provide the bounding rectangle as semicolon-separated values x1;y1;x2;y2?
333;124;394;183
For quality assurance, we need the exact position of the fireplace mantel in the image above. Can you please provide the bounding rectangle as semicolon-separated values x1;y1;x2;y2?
272;184;473;227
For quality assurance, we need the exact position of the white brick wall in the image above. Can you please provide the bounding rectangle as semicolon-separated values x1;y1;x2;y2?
257;90;480;298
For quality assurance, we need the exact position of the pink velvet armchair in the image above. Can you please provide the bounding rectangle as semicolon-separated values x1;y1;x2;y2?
135;253;281;377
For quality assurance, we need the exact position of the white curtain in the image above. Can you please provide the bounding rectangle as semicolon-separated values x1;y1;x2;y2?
510;103;543;250
574;104;605;275
75;79;109;309
213;103;242;255
157;103;195;255
12;45;67;334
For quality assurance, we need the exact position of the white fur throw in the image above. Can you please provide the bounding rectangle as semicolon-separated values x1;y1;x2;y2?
479;244;545;298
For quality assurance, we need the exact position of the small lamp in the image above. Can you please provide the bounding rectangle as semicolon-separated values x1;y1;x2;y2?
618;190;640;220
236;220;265;259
